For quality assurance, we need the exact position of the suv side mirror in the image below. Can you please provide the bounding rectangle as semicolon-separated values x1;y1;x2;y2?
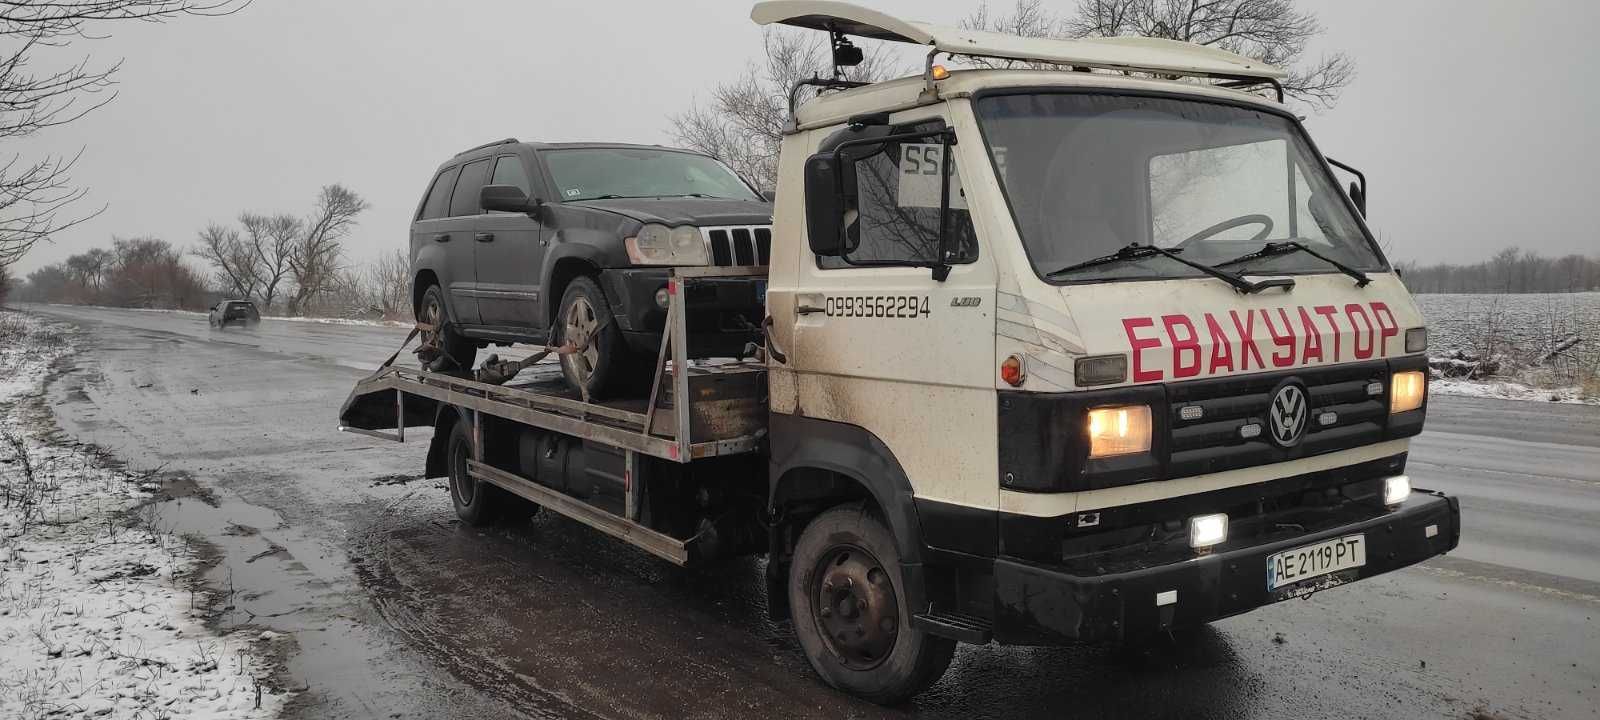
481;184;536;213
803;155;844;256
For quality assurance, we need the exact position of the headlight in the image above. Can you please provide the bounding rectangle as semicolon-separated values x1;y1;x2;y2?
1086;405;1151;458
1390;370;1426;414
624;223;709;266
1405;327;1428;353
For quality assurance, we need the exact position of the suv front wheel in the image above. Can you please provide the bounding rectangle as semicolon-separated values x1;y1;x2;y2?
556;276;639;399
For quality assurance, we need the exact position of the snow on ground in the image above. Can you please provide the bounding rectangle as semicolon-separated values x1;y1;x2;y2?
1430;377;1599;405
43;303;406;328
0;311;285;720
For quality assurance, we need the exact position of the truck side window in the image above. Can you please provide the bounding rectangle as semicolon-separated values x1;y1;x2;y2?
819;120;978;270
449;158;491;217
419;166;459;220
491;155;532;196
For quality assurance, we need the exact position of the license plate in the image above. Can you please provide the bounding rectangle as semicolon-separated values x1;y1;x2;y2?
755;279;768;305
1266;534;1365;590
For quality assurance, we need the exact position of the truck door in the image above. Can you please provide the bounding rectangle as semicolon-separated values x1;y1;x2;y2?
774;117;1000;512
473;153;549;329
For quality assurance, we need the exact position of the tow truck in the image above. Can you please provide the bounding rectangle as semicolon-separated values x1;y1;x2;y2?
340;2;1460;703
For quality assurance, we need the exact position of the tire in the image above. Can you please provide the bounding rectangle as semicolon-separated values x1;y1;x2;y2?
555;275;639;399
444;417;501;526
788;502;956;705
417;284;477;372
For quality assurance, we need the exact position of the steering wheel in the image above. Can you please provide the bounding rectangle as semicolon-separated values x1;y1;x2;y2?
1175;214;1274;248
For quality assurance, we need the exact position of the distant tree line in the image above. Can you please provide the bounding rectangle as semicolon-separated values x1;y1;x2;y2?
18;237;207;309
1397;249;1600;294
13;183;415;320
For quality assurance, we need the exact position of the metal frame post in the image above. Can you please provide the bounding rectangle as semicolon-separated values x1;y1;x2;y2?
670;274;693;462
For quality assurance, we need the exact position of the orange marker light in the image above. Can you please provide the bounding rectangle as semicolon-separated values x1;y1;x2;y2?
1000;355;1026;387
930;64;950;80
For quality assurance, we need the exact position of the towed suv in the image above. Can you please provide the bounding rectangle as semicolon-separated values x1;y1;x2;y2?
410;140;772;395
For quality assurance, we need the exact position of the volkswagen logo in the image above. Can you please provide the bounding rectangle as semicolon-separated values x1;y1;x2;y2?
1268;382;1309;448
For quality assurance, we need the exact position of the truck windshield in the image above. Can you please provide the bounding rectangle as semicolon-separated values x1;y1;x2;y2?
544;148;760;202
973;93;1383;283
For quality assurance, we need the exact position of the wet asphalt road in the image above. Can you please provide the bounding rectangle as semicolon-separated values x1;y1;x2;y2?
16;303;1600;720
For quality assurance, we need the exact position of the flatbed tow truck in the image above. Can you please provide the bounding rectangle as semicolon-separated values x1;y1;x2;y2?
341;2;1461;703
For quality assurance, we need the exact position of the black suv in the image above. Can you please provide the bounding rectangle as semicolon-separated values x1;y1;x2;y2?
410;139;772;396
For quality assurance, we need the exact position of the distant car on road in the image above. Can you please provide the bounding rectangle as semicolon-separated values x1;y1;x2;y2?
208;300;260;328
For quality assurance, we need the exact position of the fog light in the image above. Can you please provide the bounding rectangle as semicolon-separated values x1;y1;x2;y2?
654;287;670;309
1189;513;1228;548
1383;475;1411;506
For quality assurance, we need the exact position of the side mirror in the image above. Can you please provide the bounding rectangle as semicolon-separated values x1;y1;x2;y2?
1347;181;1366;217
481;184;536;213
760;188;777;203
803;154;845;256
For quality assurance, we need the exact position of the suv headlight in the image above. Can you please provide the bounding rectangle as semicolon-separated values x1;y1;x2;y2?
625;224;709;266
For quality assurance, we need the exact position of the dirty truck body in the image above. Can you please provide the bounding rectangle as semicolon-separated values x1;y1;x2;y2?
339;1;1460;703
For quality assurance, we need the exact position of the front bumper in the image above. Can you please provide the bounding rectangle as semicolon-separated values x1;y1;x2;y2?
988;490;1460;644
599;268;764;356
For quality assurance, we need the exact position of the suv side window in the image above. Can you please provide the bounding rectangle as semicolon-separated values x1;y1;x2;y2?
491;155;532;196
419;166;459;220
449;158;491;217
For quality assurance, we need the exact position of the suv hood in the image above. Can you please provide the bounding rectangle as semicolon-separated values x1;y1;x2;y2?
570;197;773;227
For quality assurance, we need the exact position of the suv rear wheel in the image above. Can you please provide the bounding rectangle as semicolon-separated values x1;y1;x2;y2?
417;284;477;372
555;276;639;398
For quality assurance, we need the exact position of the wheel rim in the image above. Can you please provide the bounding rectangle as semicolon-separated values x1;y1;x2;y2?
812;545;899;670
562;296;601;384
419;293;445;362
449;433;477;508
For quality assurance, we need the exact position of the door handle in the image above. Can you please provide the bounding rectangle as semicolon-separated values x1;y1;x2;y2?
432;233;451;243
795;292;825;315
474;232;495;243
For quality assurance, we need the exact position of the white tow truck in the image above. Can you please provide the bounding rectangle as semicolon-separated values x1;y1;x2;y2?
340;2;1460;703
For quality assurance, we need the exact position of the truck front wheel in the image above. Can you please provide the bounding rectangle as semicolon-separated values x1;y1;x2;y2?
788;503;955;704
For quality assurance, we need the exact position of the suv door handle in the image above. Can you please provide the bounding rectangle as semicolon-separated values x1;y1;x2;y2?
474;232;495;243
432;233;451;243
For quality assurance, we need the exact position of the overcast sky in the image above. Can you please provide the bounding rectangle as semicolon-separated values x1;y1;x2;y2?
9;0;1597;276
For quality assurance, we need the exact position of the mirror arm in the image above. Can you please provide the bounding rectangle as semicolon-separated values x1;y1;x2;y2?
931;129;955;282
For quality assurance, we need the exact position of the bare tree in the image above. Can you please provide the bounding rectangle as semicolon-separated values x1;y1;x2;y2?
964;0;1354;108
0;0;247;269
287;184;367;314
668;30;898;191
240;212;297;308
193;222;257;299
0;263;10;306
368;249;410;319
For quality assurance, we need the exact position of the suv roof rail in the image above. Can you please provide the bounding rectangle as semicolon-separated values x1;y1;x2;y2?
455;137;520;157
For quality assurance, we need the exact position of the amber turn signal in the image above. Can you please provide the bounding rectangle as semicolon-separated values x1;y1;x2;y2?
1000;355;1026;387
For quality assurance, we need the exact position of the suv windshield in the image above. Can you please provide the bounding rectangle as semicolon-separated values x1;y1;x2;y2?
973;93;1383;283
544;148;760;202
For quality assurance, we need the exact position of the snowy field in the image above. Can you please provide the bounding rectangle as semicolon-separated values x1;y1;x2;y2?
1414;291;1600;404
0;312;285;719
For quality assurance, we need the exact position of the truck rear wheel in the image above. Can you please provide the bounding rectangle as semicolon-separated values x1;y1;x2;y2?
788;503;955;704
445;418;501;527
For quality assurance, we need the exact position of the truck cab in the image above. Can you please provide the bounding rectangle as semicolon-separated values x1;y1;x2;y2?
754;0;1455;700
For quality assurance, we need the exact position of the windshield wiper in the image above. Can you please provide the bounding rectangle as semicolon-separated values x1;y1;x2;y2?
1046;243;1280;294
1217;241;1371;288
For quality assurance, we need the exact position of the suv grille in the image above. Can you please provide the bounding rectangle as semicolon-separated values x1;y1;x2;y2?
702;226;772;266
1167;360;1390;478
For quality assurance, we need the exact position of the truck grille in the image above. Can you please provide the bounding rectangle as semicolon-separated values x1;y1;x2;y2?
702;226;772;266
1166;360;1390;478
